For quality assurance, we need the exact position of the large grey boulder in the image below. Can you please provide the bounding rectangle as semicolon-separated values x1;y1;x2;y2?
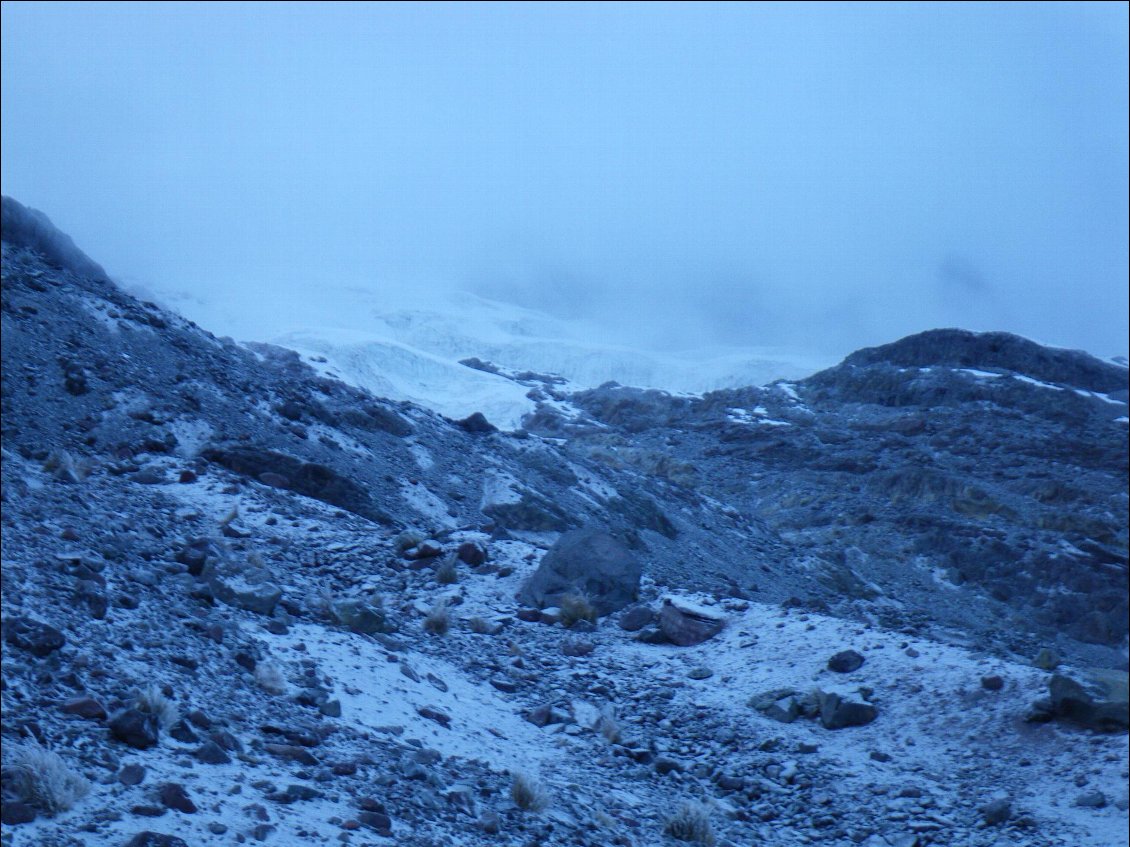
818;690;878;729
1046;672;1129;732
517;529;642;616
658;597;725;646
207;557;282;616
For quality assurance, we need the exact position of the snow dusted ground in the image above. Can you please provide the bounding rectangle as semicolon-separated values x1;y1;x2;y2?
146;281;830;429
8;437;1128;847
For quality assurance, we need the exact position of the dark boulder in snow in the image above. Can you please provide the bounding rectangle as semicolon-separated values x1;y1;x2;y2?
1044;672;1129;732
818;690;878;730
657;597;725;646
518;528;642;616
828;649;865;673
456;412;497;434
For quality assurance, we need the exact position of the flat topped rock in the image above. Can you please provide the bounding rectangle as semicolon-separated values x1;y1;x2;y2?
658;597;725;646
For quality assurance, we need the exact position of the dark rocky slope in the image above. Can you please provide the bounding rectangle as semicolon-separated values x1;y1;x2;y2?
552;330;1128;658
2;196;1127;847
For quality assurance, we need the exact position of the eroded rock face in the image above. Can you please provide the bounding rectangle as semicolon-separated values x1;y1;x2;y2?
517;528;642;616
201;447;391;525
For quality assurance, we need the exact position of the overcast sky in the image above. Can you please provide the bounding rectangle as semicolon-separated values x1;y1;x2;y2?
2;1;1127;359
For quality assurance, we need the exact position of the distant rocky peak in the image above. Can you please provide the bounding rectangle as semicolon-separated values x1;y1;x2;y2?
1;195;108;282
837;328;1127;394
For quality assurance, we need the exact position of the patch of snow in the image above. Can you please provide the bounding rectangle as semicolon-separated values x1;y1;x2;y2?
400;481;458;529
1012;374;1065;391
776;382;801;400
269;623;563;773
168;418;214;458
958;368;1004;379
408;441;435;470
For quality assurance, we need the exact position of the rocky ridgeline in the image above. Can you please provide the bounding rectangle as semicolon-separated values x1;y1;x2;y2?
1;195;1128;847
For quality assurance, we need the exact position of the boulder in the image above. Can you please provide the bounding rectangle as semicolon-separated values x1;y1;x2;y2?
1045;672;1129;732
206;555;282;616
517;528;642;616
2;616;65;657
331;599;395;635
827;650;865;673
817;690;878;729
657;597;725;646
124;834;190;847
618;604;655;632
62;696;107;720
158;783;197;814
749;689;801;724
456;412;497;434
109;709;160;749
456;541;487;566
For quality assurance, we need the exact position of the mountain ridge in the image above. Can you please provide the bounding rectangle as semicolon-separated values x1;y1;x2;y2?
2;195;1127;846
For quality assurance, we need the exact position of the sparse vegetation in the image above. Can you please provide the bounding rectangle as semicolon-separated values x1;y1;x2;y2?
1;742;91;816
424;600;451;635
42;449;93;483
255;661;288;694
510;770;549;812
558;592;598;627
136;683;179;731
435;557;458;585
394;529;425;554
468;616;494;634
664;802;715;845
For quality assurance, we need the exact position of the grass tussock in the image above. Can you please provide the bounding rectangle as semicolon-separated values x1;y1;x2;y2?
424;600;451;636
136;683;180;731
664;802;715;845
1;742;91;816
435;558;459;585
468;616;494;634
510;770;549;812
558;592;598;627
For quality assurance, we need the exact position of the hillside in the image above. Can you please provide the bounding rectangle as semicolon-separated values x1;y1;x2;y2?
1;196;1127;847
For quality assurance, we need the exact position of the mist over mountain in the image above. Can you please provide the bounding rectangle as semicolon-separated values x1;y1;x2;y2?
2;2;1128;363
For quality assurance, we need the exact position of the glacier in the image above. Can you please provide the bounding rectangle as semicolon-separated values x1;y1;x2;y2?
145;281;832;429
